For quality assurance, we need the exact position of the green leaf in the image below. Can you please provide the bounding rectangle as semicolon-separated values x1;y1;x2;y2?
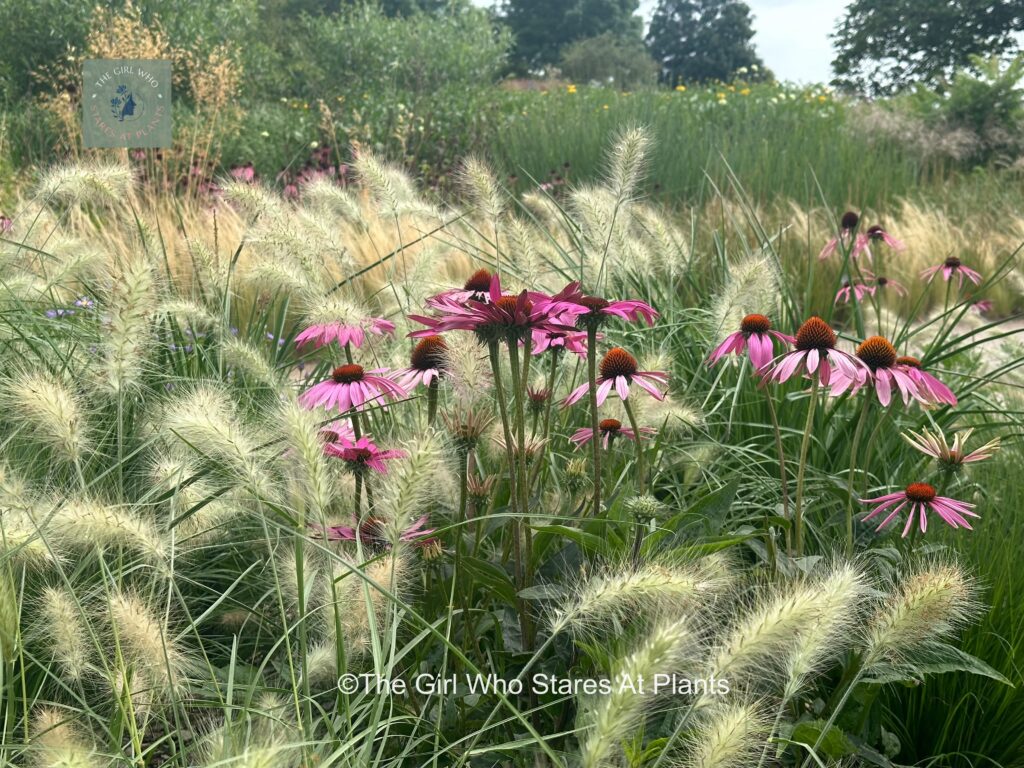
864;642;1013;685
790;719;856;760
459;557;517;606
532;524;613;558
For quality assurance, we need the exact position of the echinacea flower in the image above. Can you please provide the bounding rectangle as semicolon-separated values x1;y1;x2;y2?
563;347;668;406
861;482;978;536
531;328;590;357
320;420;356;447
818;211;860;259
324;434;408;474
972;300;993;314
761;316;866;386
828;336;924;406
834;280;875;305
903;427;999;469
921;256;982;288
393;335;447;390
545;282;659;328
570;418;655;449
0;215;12;234
295;316;395;350
299;364;407;412
874;275;908;297
311;515;434;548
427;268;495;307
854;224;905;257
894;356;957;406
706;313;795;370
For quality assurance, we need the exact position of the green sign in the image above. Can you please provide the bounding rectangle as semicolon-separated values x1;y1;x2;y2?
82;59;172;148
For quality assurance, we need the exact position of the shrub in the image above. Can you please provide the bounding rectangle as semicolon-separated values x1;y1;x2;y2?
559;32;658;89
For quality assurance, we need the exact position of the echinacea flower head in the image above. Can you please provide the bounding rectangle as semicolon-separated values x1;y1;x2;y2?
324;434;407;474
903;427;999;470
707;313;795;370
295;315;395;350
894;356;957;406
829;336;924;406
570;417;656;449
393;335;447;390
563;347;669;407
853;225;905;257
531;328;590;357
311;514;433;550
0;215;11;234
818;211;860;259
427;268;495;307
861;482;978;537
834;280;875;305
761;316;865;386
299;364;407;412
545;282;659;329
921;256;982;288
874;275;908;297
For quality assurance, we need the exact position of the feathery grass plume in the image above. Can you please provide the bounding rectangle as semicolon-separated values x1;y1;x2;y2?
36;586;90;681
37;161;134;206
354;149;419;217
51;498;165;563
161;385;276;501
0;568;18;662
460;156;507;222
29;708;101;768
220;179;285;220
277;399;332;520
374;433;455;543
2;369;88;466
632;204;691;275
156;298;219;331
504;216;558;292
221;337;281;389
707;254;781;342
708;577;825;685
0;511;60;566
681;702;768;768
299;292;375;330
199;692;301;768
783;564;870;700
605;124;652;203
552;557;732;636
578;616;697;768
185;238;230;296
443;333;493;409
238;258;322;305
99;256;156;394
521;190;569;230
864;562;978;669
107;589;195;705
302;178;367;230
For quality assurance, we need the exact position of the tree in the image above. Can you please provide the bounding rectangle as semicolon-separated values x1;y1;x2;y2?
561;32;658;87
831;0;1024;96
501;0;642;74
645;0;763;85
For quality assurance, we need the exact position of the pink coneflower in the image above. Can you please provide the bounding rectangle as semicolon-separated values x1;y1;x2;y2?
320;420;356;447
834;280;876;305
761;316;866;386
570;418;655;449
299;364;407;412
527;386;551;417
0;215;12;234
903;427;999;469
853;224;905;257
229;163;255;183
921;256;982;288
393;335;447;390
894;356;957;406
828;336;923;406
427;268;495;307
972;300;994;314
295;316;395;349
818;211;860;259
874;275;908;297
409;274;570;341
545;282;659;327
707;313;795;370
563;347;668;406
531;328;590;357
324;434;407;474
861;482;978;536
311;515;434;548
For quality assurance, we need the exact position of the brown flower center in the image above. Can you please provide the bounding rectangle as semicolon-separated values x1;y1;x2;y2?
495;295;529;315
841;211;860;230
896;355;921;368
599;418;622;433
905;482;937;503
350;448;373;463
464;269;493;292
600;347;639;379
410;335;447;371
578;295;610;312
877;276;889;286
944;256;962;269
855;336;897;371
331;364;364;383
740;313;771;335
795;317;836;351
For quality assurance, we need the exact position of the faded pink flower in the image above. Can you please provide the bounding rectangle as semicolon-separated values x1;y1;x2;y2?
393;335;447;390
861;482;978;537
894;356;957;406
834;280;875;305
921;256;982;288
295;316;395;350
570;418;655;449
324;434;408;474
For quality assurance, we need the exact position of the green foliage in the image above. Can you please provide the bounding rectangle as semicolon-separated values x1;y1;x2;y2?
560;32;658;88
831;0;1024;96
645;0;763;85
501;0;643;74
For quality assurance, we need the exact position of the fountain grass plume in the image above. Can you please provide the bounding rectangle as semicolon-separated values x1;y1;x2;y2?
198;692;301;768
100;257;156;395
302;178;367;230
459;155;507;222
3;369;89;467
605;124;652;203
0;567;18;662
681;702;769;768
220;337;281;388
36;586;90;681
578;615;697;768
29;707;102;768
278;399;333;520
38;161;134;206
374;432;455;541
156;298;219;330
708;255;780;341
50;498;166;563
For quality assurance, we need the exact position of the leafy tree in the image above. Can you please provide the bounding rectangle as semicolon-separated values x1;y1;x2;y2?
560;32;658;87
501;0;642;74
831;0;1024;96
645;0;762;85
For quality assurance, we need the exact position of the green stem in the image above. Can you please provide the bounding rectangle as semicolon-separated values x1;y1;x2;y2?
426;376;439;426
586;325;602;517
764;389;791;557
793;377;821;557
845;395;872;556
622;397;646;495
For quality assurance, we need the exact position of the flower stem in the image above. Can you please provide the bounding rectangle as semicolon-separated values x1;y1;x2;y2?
764;389;791;557
586;325;602;517
844;395;872;556
793;377;820;557
622;396;645;495
426;376;439;426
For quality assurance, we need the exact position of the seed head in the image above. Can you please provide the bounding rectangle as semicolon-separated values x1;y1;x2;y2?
855;336;897;371
739;313;771;335
600;347;639;379
794;317;836;351
331;364;364;383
